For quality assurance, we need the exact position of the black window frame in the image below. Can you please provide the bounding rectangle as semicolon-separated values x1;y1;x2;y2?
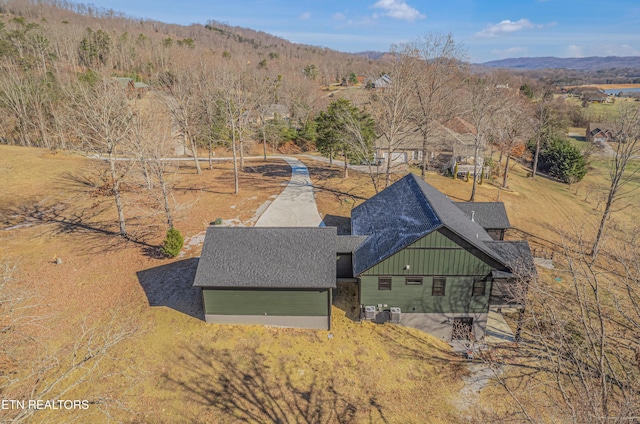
405;276;423;285
432;277;446;296
472;279;486;296
378;277;392;291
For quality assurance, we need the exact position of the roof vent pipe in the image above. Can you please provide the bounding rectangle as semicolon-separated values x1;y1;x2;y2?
471;211;475;222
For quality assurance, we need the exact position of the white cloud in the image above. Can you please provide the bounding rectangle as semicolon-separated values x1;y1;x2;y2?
333;12;346;20
372;0;425;22
491;47;528;57
566;44;584;57
592;44;640;56
476;19;542;37
299;12;311;20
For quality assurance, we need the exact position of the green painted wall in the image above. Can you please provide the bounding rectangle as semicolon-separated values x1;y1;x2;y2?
359;230;493;314
362;230;492;276
360;275;490;314
203;289;329;316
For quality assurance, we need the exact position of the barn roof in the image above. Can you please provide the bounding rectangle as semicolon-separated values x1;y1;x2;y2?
351;173;505;275
193;227;336;289
453;202;511;229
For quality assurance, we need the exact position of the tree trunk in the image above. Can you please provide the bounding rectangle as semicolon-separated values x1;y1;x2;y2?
532;136;541;178
592;191;615;260
343;151;348;179
240;139;245;169
262;125;267;161
231;123;239;194
502;155;511;188
108;151;127;237
470;144;480;201
186;130;201;174
385;155;392;188
208;138;213;170
159;171;173;229
421;137;427;178
329;145;333;165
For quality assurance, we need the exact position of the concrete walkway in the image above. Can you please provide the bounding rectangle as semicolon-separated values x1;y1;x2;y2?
485;309;516;344
254;157;323;227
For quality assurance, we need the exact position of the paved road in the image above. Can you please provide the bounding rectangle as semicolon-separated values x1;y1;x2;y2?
254;157;323;227
299;154;382;174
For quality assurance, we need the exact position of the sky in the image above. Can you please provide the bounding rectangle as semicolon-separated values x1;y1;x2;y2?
86;0;640;63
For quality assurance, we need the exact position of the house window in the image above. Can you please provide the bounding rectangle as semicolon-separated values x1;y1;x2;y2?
432;277;446;296
472;279;486;296
405;277;423;285
378;277;392;291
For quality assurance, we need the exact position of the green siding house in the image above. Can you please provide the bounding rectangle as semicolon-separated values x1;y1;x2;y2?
350;173;533;341
193;227;336;330
192;173;533;339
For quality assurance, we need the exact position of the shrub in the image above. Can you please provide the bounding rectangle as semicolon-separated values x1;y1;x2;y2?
161;228;184;257
532;137;588;183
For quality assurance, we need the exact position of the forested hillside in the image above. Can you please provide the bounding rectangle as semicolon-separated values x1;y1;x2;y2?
0;0;376;149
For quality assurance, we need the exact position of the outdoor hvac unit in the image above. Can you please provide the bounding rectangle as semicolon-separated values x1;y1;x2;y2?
390;307;401;324
365;306;376;320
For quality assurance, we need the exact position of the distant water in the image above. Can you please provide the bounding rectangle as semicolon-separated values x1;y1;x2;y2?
604;88;640;95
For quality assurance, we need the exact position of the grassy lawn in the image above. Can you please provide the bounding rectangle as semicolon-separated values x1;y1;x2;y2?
1;145;467;423
4;145;638;422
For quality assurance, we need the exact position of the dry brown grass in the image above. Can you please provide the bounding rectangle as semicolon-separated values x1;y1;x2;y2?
1;146;469;423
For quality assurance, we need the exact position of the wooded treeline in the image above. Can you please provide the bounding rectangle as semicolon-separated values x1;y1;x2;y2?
0;0;376;151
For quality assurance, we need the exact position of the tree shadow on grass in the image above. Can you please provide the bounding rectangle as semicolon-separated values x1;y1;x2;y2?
136;258;204;320
162;344;374;423
1;200;162;257
243;163;292;178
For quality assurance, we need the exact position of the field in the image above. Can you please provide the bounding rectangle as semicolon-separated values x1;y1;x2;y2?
2;143;638;422
1;146;467;423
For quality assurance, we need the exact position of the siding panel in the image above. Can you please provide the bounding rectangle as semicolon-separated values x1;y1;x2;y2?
203;289;329;316
360;275;489;314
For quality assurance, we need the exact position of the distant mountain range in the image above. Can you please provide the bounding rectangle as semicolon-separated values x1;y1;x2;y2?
479;56;640;71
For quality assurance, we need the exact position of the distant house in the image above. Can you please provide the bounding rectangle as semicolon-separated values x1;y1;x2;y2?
241;104;290;125
113;77;149;99
372;74;391;89
583;90;610;104
374;117;486;175
193;174;535;341
587;122;614;143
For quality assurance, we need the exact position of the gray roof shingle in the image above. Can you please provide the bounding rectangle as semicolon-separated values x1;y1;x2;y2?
336;235;368;253
193;227;336;289
351;174;505;275
485;240;537;279
454;202;511;229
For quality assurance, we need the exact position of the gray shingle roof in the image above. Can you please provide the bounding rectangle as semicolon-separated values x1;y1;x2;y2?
454;202;511;229
336;235;368;253
193;227;336;289
485;240;537;279
351;173;505;275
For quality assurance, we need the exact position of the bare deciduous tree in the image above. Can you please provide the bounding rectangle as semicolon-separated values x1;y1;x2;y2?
159;68;202;174
367;50;415;188
403;33;467;177
461;74;504;201
484;229;640;423
67;79;133;238
490;91;532;188
592;103;640;260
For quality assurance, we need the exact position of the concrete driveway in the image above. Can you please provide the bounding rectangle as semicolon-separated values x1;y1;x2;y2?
255;157;323;227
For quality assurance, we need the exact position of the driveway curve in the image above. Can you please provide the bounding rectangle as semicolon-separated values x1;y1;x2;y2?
255;157;323;227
